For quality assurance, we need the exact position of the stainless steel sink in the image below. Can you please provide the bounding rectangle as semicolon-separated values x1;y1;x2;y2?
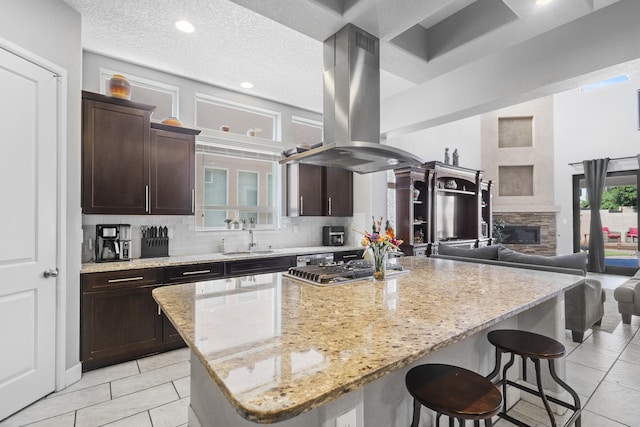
222;250;275;256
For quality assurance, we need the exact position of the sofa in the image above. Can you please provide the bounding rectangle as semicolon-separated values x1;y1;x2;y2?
432;244;606;343
613;269;640;324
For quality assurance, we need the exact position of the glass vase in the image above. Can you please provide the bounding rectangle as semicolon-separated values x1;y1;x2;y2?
371;247;388;281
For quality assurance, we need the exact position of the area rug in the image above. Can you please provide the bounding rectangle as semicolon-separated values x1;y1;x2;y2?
605;258;638;268
592;289;621;333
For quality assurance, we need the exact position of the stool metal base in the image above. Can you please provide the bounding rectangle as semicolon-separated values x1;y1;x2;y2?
487;345;582;427
433;412;492;427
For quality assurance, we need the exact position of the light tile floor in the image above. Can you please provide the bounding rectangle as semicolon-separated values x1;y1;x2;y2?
1;273;638;426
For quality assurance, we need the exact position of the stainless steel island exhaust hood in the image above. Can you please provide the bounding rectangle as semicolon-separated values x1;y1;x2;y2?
280;24;424;174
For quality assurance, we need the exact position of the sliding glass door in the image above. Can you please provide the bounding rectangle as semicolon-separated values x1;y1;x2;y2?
573;170;639;275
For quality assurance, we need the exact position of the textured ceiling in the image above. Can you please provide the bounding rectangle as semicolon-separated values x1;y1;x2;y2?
63;0;621;114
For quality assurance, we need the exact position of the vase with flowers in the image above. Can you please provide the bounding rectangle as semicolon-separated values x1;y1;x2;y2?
356;217;403;281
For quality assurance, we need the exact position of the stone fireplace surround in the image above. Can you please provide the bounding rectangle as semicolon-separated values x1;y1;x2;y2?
494;212;557;256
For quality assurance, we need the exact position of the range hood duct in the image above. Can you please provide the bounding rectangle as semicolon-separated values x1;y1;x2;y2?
280;24;424;174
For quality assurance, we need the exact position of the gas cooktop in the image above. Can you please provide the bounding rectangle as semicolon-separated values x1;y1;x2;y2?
283;259;407;286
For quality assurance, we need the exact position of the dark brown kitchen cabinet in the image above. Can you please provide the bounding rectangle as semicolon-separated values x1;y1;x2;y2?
287;163;353;216
164;261;225;284
287;163;324;216
162;315;183;344
82;91;200;215
82;91;155;214
150;123;200;215
81;268;185;371
325;167;353;216
225;256;296;277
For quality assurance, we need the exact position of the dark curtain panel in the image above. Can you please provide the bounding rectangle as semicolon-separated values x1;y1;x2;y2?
583;158;610;272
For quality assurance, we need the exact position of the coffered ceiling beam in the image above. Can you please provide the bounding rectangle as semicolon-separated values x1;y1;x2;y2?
381;0;640;139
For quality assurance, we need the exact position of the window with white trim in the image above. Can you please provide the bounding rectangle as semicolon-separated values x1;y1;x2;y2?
202;168;228;227
195;149;278;229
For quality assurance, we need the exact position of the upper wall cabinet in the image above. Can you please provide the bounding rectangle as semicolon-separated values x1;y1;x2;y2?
150;123;199;215
82;91;200;215
287;163;353;217
324;166;353;217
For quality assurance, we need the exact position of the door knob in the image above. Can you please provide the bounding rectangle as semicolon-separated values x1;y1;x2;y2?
43;268;59;278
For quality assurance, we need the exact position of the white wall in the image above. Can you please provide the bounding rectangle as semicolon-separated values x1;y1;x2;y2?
481;97;556;212
386;116;482;170
553;73;640;254
1;0;82;377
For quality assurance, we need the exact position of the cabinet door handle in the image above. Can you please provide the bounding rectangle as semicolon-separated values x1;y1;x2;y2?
192;188;195;213
145;185;150;213
182;269;211;276
328;197;332;216
342;254;358;259
300;196;303;215
107;276;144;283
158;305;161;316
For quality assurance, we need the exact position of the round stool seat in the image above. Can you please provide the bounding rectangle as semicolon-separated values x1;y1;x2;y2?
488;329;565;359
406;364;502;421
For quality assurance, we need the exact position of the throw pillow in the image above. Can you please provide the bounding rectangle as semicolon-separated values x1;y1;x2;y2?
438;244;500;260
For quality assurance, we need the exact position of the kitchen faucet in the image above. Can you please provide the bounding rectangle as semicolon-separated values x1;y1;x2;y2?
249;229;257;251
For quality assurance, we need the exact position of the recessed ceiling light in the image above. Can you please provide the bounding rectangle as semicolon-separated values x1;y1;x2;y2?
536;0;553;5
175;20;195;33
240;82;254;89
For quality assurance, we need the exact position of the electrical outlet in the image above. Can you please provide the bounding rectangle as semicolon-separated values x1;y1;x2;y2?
336;408;357;427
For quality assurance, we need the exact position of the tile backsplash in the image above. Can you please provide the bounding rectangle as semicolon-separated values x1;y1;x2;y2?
81;214;364;263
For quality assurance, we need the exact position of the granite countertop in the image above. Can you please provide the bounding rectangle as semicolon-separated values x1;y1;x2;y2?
81;245;362;274
152;256;584;424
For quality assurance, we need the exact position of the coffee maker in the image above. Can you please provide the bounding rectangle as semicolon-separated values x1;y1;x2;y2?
95;224;131;262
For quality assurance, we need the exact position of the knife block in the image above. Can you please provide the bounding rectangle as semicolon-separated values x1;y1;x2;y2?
140;237;169;258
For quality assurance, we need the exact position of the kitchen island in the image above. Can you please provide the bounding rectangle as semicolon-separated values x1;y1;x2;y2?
152;256;584;426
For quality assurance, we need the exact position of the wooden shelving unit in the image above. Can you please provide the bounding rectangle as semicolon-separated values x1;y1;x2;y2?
395;161;492;256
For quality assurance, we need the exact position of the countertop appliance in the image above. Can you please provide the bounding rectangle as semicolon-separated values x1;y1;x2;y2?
96;224;131;262
284;259;406;286
323;226;345;246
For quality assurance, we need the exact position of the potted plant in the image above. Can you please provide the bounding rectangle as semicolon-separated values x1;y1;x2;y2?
241;218;247;230
492;218;505;244
233;220;240;230
224;218;232;229
249;217;256;228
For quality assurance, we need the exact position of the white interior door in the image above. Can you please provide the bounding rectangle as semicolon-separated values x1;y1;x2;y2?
0;47;58;420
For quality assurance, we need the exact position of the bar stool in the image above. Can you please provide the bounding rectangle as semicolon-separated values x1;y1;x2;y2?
486;330;581;427
405;363;502;427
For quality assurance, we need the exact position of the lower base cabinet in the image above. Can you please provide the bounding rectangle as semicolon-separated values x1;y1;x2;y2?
81;256;297;371
162;314;183;344
225;256;295;277
81;269;185;371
